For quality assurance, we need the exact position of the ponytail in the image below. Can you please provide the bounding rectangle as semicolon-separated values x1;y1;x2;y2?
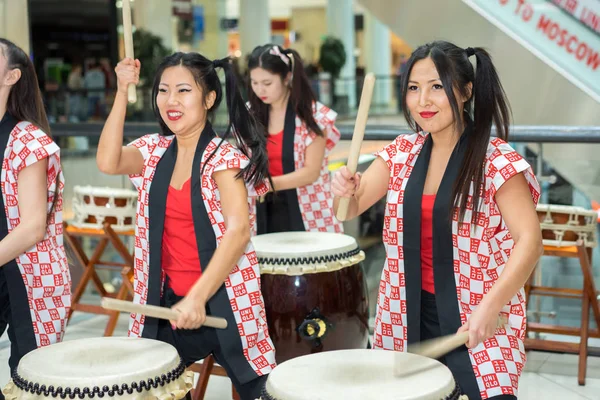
471;47;510;142
453;46;511;224
283;48;323;137
214;57;269;187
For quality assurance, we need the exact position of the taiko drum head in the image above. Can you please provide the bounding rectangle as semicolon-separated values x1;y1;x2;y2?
251;232;365;275
2;337;193;399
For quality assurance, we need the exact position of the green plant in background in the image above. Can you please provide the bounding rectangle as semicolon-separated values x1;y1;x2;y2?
132;28;171;86
318;36;346;109
319;36;346;79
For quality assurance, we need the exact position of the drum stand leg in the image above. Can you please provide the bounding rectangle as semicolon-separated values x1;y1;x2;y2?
526;260;557;340
525;245;600;386
187;355;240;400
192;355;214;399
532;262;543;340
64;222;135;336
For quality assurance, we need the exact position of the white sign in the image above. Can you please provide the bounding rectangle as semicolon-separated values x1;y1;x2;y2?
464;0;600;103
551;0;600;33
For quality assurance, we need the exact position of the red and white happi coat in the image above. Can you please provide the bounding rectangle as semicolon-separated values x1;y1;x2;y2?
250;101;343;234
126;133;276;376
373;132;540;399
0;120;70;348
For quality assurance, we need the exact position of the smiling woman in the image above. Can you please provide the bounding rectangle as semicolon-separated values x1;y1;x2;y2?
332;41;543;400
96;52;274;400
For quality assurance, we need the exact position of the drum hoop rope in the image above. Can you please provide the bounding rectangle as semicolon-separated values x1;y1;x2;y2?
258;247;361;266
10;357;186;398
259;250;366;275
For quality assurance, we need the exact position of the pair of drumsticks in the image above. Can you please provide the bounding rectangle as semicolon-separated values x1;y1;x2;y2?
113;0;497;377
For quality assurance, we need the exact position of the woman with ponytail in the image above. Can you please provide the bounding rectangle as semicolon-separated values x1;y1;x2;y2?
332;41;542;399
247;44;343;234
97;53;274;399
0;38;69;391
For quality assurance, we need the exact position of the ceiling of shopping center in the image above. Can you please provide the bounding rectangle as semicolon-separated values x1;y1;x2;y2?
29;0;112;29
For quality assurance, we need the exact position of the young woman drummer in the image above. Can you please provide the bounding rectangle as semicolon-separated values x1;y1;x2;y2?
332;41;543;400
247;44;343;234
0;38;70;394
97;53;275;400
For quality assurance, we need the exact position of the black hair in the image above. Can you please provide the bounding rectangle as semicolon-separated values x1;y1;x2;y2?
400;41;511;223
247;44;323;137
151;52;268;187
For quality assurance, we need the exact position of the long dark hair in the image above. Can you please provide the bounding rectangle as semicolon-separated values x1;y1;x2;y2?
0;38;59;215
247;44;323;137
0;39;51;135
400;41;511;223
151;52;268;187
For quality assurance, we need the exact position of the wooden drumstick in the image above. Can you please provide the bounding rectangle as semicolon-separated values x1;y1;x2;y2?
101;298;228;329
335;73;376;222
394;316;508;377
121;0;137;103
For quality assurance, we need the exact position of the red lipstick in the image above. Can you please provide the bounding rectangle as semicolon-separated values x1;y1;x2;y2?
167;110;182;121
419;112;438;119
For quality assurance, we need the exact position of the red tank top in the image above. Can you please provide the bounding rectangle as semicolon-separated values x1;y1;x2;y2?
162;178;202;296
267;130;284;177
421;195;435;294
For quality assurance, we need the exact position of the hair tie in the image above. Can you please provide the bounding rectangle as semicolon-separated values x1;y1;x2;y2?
212;58;228;69
269;46;290;66
465;47;476;58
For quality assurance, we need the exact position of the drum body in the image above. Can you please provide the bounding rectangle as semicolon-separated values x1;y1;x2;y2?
536;204;597;248
252;232;370;364
72;185;137;231
1;337;193;399
261;349;464;400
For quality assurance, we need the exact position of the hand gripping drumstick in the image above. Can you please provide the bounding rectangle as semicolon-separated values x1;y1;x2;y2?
394;316;508;377
101;298;228;329
121;0;137;103
335;73;376;222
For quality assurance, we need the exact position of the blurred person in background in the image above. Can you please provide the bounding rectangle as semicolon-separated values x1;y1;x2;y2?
247;44;343;234
67;64;84;122
84;61;106;120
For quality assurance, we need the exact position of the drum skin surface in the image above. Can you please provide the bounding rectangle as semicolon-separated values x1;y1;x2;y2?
17;337;180;388
263;350;459;400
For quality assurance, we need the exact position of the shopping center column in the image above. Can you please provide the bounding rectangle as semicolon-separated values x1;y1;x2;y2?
327;0;356;109
239;0;271;56
0;0;31;54
364;11;391;107
133;0;176;51
193;0;228;59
